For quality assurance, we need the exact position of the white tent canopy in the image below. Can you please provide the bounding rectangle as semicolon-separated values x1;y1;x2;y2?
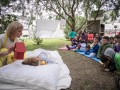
36;20;65;38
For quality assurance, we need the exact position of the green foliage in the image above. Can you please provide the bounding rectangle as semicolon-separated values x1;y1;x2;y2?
91;10;104;18
0;0;10;6
55;15;62;20
0;14;17;34
31;16;35;20
75;16;85;30
94;0;101;8
110;11;117;21
64;23;71;39
103;14;109;23
33;37;43;45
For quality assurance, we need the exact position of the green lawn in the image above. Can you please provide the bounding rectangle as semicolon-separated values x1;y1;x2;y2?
24;38;70;51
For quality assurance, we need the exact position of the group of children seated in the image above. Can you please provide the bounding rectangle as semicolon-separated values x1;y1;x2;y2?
66;34;120;72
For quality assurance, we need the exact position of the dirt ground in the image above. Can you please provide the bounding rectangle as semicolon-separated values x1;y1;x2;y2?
58;50;118;90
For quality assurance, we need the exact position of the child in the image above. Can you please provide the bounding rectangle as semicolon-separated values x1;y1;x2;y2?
114;35;120;53
101;48;120;72
85;45;91;55
109;37;114;47
71;36;79;46
97;36;112;59
22;57;46;66
74;40;86;52
66;36;79;50
68;29;76;42
89;37;99;57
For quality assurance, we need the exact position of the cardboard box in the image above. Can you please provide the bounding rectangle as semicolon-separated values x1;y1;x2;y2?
87;34;94;41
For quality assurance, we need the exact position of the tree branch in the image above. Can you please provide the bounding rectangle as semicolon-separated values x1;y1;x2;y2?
76;0;108;32
83;0;108;31
60;0;74;20
40;0;73;27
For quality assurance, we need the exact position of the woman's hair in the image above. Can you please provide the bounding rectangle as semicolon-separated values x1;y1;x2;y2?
6;21;23;36
22;57;39;66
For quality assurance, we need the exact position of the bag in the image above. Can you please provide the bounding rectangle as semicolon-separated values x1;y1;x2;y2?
0;33;14;67
0;48;14;67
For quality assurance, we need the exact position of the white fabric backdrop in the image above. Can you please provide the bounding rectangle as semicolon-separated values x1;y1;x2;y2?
36;20;65;38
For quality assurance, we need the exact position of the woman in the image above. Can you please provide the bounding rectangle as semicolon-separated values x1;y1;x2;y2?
0;21;23;66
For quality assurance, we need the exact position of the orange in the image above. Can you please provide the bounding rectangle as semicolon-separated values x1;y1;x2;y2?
41;61;46;65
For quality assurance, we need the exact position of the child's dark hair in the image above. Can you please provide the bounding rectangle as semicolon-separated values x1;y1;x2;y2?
103;36;109;41
114;35;120;39
110;37;114;40
72;29;74;31
100;54;109;63
100;54;116;72
86;45;90;49
80;40;85;43
82;33;85;36
94;37;99;41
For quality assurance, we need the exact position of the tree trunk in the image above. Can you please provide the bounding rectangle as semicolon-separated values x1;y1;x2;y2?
71;18;75;31
66;16;75;31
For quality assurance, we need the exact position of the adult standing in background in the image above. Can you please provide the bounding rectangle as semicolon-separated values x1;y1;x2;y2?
68;29;76;41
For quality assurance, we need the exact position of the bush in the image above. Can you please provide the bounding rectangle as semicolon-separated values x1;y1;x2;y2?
33;37;43;45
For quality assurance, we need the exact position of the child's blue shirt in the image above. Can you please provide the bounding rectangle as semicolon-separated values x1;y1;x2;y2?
85;50;91;55
91;44;99;54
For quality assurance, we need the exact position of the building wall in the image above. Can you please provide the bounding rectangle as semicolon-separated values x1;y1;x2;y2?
87;20;104;34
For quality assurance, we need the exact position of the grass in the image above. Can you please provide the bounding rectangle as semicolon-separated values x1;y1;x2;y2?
24;38;70;51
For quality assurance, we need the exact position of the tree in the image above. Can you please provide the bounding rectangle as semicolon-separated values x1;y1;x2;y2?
1;0;119;34
64;16;85;38
76;0;107;31
36;0;120;33
0;14;17;34
36;0;83;31
105;0;120;22
0;0;17;34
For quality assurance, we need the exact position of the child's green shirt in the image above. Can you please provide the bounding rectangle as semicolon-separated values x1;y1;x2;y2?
114;53;120;71
97;44;112;58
